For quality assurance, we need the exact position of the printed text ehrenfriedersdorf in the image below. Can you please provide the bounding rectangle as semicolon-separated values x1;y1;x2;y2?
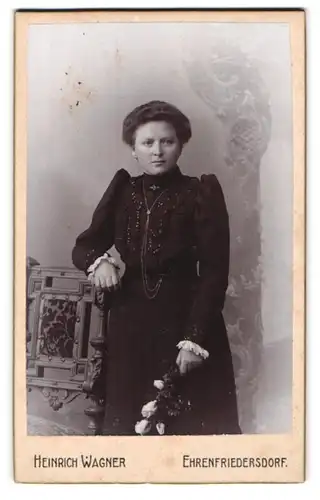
182;455;287;468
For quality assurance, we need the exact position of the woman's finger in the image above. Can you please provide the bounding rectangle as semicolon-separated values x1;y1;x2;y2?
94;275;102;290
176;351;182;366
177;353;188;374
180;360;188;374
111;273;120;288
106;276;113;290
101;276;108;290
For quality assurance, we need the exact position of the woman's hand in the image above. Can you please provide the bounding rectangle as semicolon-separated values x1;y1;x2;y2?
176;349;204;375
90;261;121;292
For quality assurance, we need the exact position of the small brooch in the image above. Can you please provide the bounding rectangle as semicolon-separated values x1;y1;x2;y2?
149;184;159;191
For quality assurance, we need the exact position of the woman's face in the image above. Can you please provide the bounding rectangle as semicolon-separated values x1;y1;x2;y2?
132;121;182;176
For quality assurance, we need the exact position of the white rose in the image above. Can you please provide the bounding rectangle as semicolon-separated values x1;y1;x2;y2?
153;380;165;390
141;400;157;418
135;419;152;435
156;422;165;435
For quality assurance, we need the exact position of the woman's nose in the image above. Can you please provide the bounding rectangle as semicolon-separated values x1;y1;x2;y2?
152;142;163;156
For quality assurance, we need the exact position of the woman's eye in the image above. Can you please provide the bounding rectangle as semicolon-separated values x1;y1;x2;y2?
143;140;153;146
162;139;174;145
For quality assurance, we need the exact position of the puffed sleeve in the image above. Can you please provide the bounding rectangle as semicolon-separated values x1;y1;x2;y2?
183;174;230;347
72;168;130;273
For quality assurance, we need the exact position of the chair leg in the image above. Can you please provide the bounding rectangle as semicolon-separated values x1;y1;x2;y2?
83;308;106;436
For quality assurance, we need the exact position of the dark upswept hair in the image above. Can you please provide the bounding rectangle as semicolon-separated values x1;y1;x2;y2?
122;100;192;147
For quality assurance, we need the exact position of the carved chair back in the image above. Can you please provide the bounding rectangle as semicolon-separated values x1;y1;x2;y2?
27;265;106;433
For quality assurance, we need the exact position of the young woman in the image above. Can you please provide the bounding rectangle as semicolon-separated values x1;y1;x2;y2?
72;100;241;435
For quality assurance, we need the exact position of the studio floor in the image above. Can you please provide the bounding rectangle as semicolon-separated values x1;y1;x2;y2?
27;389;89;436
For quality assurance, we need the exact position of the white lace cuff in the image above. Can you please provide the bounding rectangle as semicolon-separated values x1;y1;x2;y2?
87;252;118;280
177;340;209;359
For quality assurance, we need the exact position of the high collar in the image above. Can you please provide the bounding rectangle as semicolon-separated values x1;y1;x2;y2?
142;165;182;191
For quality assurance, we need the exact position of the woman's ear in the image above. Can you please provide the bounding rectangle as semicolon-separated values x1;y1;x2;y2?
132;149;138;161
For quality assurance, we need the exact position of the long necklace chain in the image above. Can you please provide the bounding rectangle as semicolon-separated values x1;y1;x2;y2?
140;181;168;299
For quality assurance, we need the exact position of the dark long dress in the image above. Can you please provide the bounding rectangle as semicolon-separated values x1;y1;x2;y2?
72;166;241;435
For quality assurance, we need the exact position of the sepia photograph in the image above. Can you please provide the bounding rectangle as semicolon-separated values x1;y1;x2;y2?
14;9;305;483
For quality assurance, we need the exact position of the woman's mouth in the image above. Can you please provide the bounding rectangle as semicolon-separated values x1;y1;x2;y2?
152;160;166;165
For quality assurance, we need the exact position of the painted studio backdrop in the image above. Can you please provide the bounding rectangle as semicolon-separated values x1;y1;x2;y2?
27;22;293;434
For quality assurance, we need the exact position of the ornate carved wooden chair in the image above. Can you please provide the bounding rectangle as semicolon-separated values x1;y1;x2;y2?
26;263;107;435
